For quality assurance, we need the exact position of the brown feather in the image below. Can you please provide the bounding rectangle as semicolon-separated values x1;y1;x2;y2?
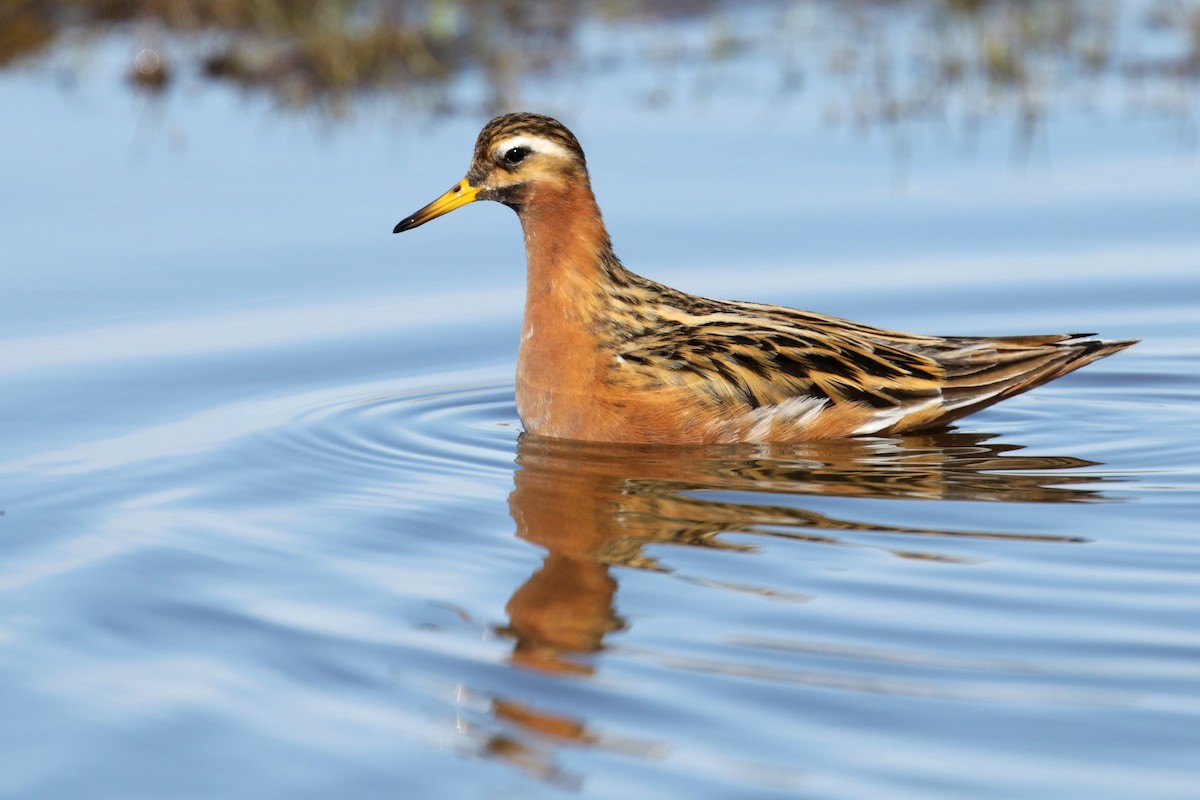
395;113;1138;443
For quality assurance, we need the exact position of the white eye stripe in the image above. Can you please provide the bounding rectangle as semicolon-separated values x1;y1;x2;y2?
494;135;571;161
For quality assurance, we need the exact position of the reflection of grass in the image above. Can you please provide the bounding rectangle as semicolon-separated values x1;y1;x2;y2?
2;0;1197;123
200;16;456;102
0;3;57;66
3;0;489;106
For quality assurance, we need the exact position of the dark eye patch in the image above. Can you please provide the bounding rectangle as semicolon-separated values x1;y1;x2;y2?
501;146;530;166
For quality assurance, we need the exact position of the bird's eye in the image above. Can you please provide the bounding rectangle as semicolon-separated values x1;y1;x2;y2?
502;146;530;166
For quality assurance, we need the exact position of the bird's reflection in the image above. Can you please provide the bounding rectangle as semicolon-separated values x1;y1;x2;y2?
475;430;1119;777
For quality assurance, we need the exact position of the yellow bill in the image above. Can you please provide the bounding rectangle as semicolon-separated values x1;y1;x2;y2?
393;178;480;233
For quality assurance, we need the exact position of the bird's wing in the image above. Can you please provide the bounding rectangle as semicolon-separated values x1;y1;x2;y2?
613;297;946;411
897;332;1138;427
613;293;1135;435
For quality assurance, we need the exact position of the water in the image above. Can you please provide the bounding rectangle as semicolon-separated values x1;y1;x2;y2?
2;9;1199;799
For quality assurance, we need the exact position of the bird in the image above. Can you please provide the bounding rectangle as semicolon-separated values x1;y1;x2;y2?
394;112;1137;444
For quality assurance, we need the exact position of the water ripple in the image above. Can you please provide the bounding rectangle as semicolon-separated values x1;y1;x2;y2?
274;378;520;479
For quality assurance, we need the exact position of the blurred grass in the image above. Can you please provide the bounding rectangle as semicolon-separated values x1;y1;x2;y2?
0;0;1197;121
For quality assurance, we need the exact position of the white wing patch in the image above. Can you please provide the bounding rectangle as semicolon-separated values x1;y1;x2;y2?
852;397;941;435
940;386;1006;412
747;396;829;440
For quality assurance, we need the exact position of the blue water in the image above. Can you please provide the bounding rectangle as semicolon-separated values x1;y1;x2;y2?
2;9;1199;799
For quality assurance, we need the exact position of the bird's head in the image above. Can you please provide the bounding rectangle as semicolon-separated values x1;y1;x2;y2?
394;112;589;233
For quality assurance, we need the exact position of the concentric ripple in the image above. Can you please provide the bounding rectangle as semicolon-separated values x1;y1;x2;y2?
260;373;522;484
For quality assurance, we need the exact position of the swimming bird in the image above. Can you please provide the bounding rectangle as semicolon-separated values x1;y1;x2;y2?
394;112;1136;444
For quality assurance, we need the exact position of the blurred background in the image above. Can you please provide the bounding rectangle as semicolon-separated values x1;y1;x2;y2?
3;0;1197;336
2;2;1198;799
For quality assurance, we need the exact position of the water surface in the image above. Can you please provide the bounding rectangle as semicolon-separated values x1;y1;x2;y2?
2;6;1199;799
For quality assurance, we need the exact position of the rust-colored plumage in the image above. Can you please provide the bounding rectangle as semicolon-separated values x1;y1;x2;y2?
395;112;1137;444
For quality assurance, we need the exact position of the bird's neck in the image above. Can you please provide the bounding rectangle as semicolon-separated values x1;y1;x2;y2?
517;180;626;310
514;180;629;437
